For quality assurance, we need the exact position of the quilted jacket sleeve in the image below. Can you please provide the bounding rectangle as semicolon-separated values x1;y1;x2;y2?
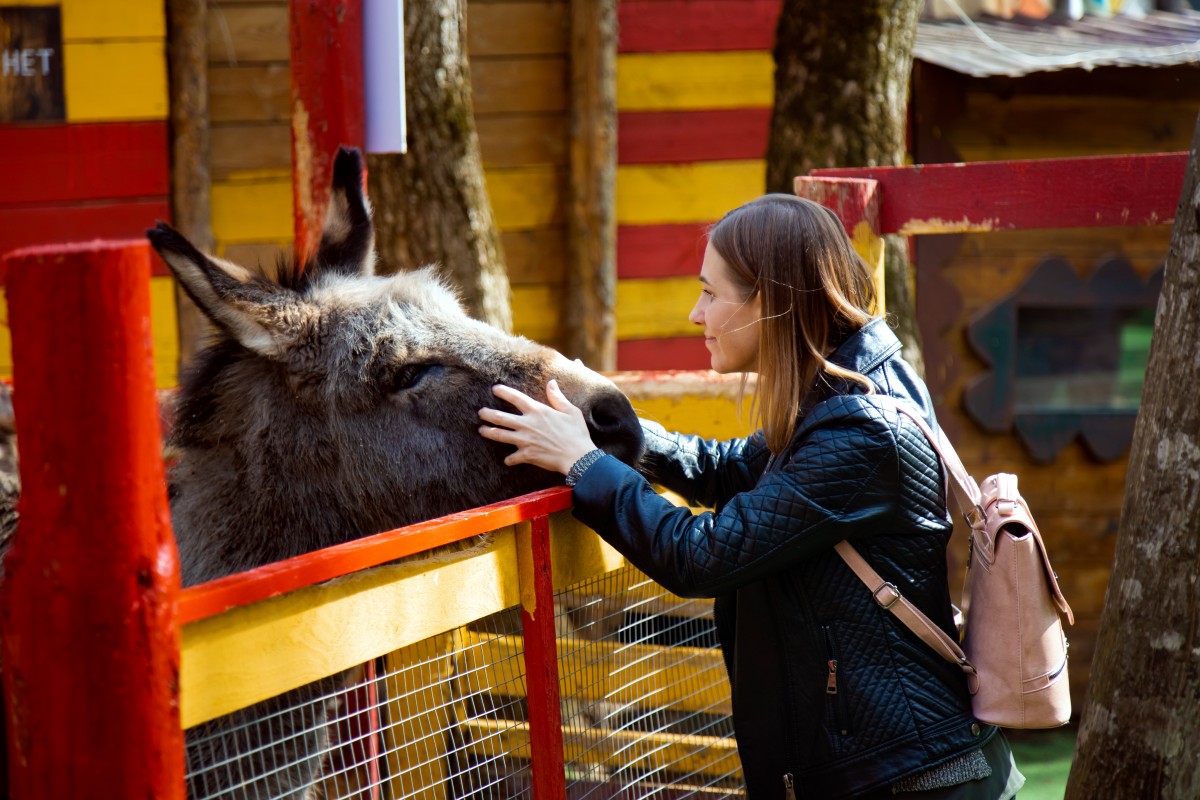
574;397;903;598
638;419;772;510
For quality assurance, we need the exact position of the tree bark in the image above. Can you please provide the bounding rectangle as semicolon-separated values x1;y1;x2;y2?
366;0;511;332
1064;119;1200;799
767;0;924;375
165;0;214;367
565;0;616;370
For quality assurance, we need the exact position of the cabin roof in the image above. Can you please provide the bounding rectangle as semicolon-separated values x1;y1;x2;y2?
915;10;1200;77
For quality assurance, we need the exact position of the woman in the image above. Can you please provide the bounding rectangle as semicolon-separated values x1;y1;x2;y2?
477;194;1023;799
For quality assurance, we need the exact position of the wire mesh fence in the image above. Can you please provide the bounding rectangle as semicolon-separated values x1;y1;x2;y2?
555;565;743;799
183;560;742;799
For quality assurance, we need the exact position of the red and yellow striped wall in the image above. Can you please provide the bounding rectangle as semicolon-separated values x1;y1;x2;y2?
614;0;779;369
0;0;178;387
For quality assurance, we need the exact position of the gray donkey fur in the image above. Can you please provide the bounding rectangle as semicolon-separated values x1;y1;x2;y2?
144;147;644;797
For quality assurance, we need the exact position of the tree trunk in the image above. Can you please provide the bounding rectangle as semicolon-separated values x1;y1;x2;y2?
767;0;924;375
366;0;511;332
565;0;617;370
165;0;213;367
1064;120;1200;799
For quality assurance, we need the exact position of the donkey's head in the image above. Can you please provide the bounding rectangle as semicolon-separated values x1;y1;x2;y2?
149;147;643;586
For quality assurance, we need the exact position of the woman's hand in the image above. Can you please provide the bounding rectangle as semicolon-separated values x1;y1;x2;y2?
478;380;599;474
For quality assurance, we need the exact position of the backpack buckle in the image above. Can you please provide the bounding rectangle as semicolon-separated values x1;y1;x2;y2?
964;504;986;529
873;582;901;609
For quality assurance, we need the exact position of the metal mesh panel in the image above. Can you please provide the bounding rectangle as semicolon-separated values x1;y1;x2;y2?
556;565;744;798
184;606;533;800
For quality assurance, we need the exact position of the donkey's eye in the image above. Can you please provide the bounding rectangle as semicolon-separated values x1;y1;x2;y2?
391;363;437;393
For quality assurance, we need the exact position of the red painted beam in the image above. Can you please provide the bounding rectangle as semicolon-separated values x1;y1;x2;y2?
0;121;169;206
1;240;183;797
520;515;567;800
617;223;709;279
290;0;365;260
618;108;770;165
618;0;780;53
0;200;173;272
179;486;574;624
618;336;710;371
812;152;1188;235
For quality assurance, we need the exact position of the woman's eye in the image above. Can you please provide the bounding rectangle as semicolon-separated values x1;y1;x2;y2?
392;364;437;393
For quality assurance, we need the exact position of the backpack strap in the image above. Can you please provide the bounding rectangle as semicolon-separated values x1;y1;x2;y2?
834;395;983;693
867;395;986;529
835;540;980;695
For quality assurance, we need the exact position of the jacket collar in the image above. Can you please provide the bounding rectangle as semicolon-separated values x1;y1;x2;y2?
827;317;902;377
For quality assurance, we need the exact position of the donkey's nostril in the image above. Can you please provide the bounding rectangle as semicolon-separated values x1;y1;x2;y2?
586;393;626;434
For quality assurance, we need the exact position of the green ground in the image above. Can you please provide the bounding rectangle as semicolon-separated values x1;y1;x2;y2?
1008;727;1077;800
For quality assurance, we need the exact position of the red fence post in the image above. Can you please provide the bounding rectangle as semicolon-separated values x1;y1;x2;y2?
0;240;183;797
290;0;365;261
519;514;567;799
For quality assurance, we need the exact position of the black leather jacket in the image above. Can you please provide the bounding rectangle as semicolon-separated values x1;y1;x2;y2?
572;319;993;799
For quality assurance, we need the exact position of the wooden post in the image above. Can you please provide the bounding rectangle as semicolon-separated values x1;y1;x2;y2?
794;176;886;317
0;241;183;797
565;0;617;369
290;0;365;261
519;515;567;800
166;0;214;368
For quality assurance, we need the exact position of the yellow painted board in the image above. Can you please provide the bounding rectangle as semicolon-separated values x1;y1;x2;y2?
64;41;167;122
61;0;165;41
181;528;524;728
511;283;559;344
485;166;562;232
0;291;9;380
210;178;294;246
0;279;177;389
616;276;704;339
617;51;773;112
617;160;765;226
149;276;178;389
463;718;742;781
462;631;732;715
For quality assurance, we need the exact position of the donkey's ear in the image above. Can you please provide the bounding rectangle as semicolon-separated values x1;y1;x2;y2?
314;146;375;277
147;222;309;358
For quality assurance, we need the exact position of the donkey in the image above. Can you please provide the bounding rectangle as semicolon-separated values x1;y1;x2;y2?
147;147;644;797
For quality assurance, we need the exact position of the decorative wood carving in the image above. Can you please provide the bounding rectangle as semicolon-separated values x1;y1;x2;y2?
965;255;1162;463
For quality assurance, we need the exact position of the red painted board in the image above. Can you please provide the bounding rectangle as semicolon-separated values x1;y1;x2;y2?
180;486;574;624
290;0;365;261
618;0;780;53
0;121;169;205
619;108;771;165
793;177;879;240
0;200;172;280
1;240;183;797
618;223;709;279
618;336;711;371
812;152;1188;235
520;515;567;800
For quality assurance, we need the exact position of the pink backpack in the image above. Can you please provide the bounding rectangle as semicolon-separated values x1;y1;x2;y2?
837;403;1075;729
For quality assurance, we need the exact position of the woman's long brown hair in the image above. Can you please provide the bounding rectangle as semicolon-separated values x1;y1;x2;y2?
708;194;877;454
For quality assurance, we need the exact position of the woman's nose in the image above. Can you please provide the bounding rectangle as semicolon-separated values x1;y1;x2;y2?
688;299;704;325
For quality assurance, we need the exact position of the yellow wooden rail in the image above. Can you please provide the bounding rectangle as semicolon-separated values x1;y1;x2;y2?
460;632;731;716
462;718;742;784
181;512;626;728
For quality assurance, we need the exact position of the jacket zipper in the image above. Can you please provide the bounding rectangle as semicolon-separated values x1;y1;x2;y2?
822;625;850;735
782;772;796;800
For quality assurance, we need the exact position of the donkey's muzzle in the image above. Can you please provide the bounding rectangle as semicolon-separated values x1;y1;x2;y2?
582;387;644;467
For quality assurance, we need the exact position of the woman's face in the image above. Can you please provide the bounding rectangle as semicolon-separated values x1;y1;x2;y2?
689;243;761;374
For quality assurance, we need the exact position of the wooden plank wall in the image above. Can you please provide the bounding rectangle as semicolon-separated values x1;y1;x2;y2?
206;0;293;269
614;0;779;369
0;0;178;387
912;62;1200;706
